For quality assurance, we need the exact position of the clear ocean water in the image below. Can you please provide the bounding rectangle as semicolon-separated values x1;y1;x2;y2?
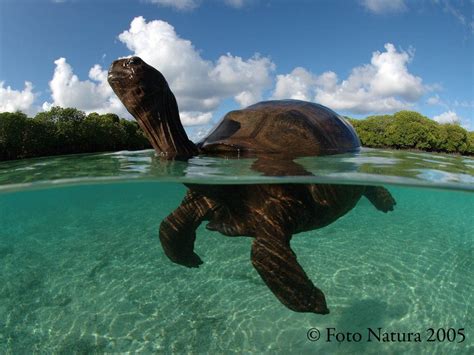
0;148;472;354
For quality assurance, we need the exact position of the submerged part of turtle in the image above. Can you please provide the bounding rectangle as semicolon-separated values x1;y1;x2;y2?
108;57;396;315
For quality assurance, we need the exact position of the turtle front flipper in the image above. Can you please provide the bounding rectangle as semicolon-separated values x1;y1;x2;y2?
159;191;214;268
251;228;329;314
364;186;396;213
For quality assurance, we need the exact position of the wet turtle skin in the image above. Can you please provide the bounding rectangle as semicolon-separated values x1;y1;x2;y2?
108;56;396;315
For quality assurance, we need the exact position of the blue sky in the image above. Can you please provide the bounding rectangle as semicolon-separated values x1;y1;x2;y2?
0;0;472;138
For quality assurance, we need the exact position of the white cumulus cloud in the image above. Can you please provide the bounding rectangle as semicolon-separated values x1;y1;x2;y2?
273;67;314;101
117;16;274;125
180;112;213;126
272;67;337;101
42;57;128;116
22;20;440;130
272;43;425;114
432;110;460;124
0;81;37;114
40;17;274;126
361;0;407;14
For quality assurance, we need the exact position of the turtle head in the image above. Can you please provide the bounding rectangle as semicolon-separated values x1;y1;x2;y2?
108;56;169;117
107;56;198;159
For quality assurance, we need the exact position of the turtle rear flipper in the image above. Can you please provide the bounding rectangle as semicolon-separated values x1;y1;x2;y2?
159;191;214;268
364;186;396;213
251;227;329;315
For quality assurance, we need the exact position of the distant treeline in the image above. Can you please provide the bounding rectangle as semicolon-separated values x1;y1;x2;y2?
0;107;151;161
347;111;474;156
0;107;473;161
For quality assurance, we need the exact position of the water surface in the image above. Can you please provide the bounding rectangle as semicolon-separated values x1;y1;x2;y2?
1;148;473;192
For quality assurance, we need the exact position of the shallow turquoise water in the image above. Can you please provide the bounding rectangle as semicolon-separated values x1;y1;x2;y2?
0;149;473;353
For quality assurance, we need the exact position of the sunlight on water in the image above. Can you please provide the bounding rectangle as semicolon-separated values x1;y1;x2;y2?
0;150;472;353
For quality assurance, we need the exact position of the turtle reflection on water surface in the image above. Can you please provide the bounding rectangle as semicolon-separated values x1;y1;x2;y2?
108;56;396;315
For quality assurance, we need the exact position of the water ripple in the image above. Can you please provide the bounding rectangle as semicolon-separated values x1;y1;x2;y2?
0;148;472;193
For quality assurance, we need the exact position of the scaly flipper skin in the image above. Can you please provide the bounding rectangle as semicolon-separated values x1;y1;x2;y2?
251;227;329;314
364;186;397;213
159;191;214;268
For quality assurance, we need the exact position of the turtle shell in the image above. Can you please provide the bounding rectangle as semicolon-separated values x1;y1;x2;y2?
197;100;360;156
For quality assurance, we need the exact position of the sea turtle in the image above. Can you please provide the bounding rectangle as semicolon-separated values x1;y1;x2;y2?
108;56;396;314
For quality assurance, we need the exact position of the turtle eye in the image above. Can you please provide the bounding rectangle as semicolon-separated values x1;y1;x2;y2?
127;57;141;66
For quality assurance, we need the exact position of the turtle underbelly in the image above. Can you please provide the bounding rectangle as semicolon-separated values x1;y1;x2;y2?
299;184;365;232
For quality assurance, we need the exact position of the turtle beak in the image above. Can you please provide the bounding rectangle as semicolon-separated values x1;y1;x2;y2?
107;59;131;84
107;59;119;82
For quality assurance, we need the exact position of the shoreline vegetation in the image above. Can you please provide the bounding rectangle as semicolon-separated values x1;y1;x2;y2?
346;111;473;156
0;107;473;161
